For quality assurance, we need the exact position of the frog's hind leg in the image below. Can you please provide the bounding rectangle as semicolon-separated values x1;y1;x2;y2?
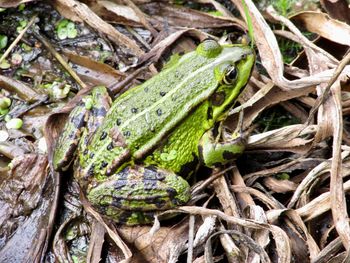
87;165;190;225
53;86;111;171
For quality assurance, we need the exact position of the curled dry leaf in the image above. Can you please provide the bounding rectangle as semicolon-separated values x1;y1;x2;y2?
2;0;350;261
234;83;315;130
291;11;350;47
0;141;28;159
248;124;317;150
139;28;209;65
268;209;320;261
245;205;270;251
63;50;126;87
320;0;350;24
0;75;46;103
142;2;245;29
93;1;144;27
117;220;193;262
289;151;350;208
263;177;297;193
295;157;350;222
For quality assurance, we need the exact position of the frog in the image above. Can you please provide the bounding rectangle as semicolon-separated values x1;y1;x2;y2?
53;39;255;225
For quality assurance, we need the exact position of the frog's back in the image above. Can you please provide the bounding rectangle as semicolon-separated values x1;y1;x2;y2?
79;44;253;179
80;51;217;173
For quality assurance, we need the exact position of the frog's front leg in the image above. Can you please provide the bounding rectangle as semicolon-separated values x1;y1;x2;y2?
199;127;247;168
86;165;191;225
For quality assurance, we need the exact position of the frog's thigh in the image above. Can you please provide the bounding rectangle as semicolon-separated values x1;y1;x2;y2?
87;165;190;212
198;129;246;168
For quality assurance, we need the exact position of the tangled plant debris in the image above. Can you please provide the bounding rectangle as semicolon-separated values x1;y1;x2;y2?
0;0;350;262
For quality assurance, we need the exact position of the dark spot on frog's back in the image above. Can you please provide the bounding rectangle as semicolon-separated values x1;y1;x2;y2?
116;118;122;126
223;150;236;160
131;108;138;113
160;91;166;96
156;108;162;116
100;131;107;140
107;142;114;150
87;164;95;177
101;161;108;168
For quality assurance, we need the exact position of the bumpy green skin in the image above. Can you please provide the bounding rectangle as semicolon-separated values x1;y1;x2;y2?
53;40;255;225
88;165;190;225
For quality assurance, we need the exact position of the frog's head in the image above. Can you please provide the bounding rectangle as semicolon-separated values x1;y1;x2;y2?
196;39;255;121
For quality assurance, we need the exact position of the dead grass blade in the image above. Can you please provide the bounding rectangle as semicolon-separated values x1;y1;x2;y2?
329;81;350;249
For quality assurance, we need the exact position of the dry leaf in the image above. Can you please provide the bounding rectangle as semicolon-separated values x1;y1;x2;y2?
292;11;350;46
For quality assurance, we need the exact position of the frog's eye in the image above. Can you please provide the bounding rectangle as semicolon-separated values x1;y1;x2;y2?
223;66;238;85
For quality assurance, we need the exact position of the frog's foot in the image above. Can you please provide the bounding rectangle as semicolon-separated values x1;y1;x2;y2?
198;127;248;168
86;165;191;225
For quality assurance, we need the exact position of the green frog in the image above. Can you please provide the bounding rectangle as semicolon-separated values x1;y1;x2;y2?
53;40;255;225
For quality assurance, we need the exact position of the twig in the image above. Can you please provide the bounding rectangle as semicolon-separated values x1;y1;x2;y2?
187;215;195;263
33;31;87;89
0;15;37;64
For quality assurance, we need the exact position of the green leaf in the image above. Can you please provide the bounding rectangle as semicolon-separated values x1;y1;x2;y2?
18;3;25;11
0;59;11;69
0;97;11;109
6;118;23;129
57;27;68;40
67;28;78;39
16;20;28;33
57;19;69;30
0;35;8;49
